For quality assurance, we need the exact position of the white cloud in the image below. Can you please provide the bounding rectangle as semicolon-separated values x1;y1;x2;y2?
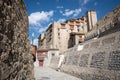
73;8;82;17
28;10;54;26
79;0;90;5
60;10;63;14
38;23;52;33
33;38;38;47
83;0;89;5
65;9;70;12
30;38;38;46
62;8;82;17
57;6;63;9
63;9;74;17
39;27;48;33
57;18;66;23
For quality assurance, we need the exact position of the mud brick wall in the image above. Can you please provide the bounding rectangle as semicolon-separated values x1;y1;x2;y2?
0;0;34;80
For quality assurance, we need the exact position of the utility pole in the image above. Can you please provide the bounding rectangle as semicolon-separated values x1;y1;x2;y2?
32;32;34;45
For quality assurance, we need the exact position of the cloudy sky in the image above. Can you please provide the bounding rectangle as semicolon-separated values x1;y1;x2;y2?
24;0;120;46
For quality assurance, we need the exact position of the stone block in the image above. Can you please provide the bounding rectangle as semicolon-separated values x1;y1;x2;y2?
90;52;105;69
84;43;89;49
102;36;115;45
108;50;120;70
90;41;100;48
79;54;89;67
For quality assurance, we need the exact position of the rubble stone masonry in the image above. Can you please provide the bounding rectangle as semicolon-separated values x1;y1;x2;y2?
0;0;34;80
50;30;120;80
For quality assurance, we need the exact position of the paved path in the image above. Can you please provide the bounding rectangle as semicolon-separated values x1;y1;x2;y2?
34;67;82;80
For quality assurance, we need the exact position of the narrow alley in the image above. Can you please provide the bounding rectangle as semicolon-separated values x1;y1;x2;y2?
34;67;81;80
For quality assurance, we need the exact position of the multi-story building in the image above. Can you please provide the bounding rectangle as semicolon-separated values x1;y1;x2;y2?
30;45;37;61
45;22;70;52
38;33;46;49
38;10;97;53
86;10;97;31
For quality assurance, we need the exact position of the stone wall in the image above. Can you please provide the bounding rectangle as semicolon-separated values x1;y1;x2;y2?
85;6;120;41
50;31;120;80
0;0;34;80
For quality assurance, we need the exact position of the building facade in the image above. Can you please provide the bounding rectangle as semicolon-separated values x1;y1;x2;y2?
68;32;85;48
37;49;48;66
38;10;97;53
38;33;46;49
30;45;37;62
86;10;97;31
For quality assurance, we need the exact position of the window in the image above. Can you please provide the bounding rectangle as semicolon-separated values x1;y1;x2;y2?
61;24;66;28
77;28;79;32
70;25;74;30
52;53;55;56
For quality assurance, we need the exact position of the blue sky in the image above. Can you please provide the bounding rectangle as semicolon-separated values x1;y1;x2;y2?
24;0;120;46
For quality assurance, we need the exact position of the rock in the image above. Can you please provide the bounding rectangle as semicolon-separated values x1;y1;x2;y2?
0;0;34;79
